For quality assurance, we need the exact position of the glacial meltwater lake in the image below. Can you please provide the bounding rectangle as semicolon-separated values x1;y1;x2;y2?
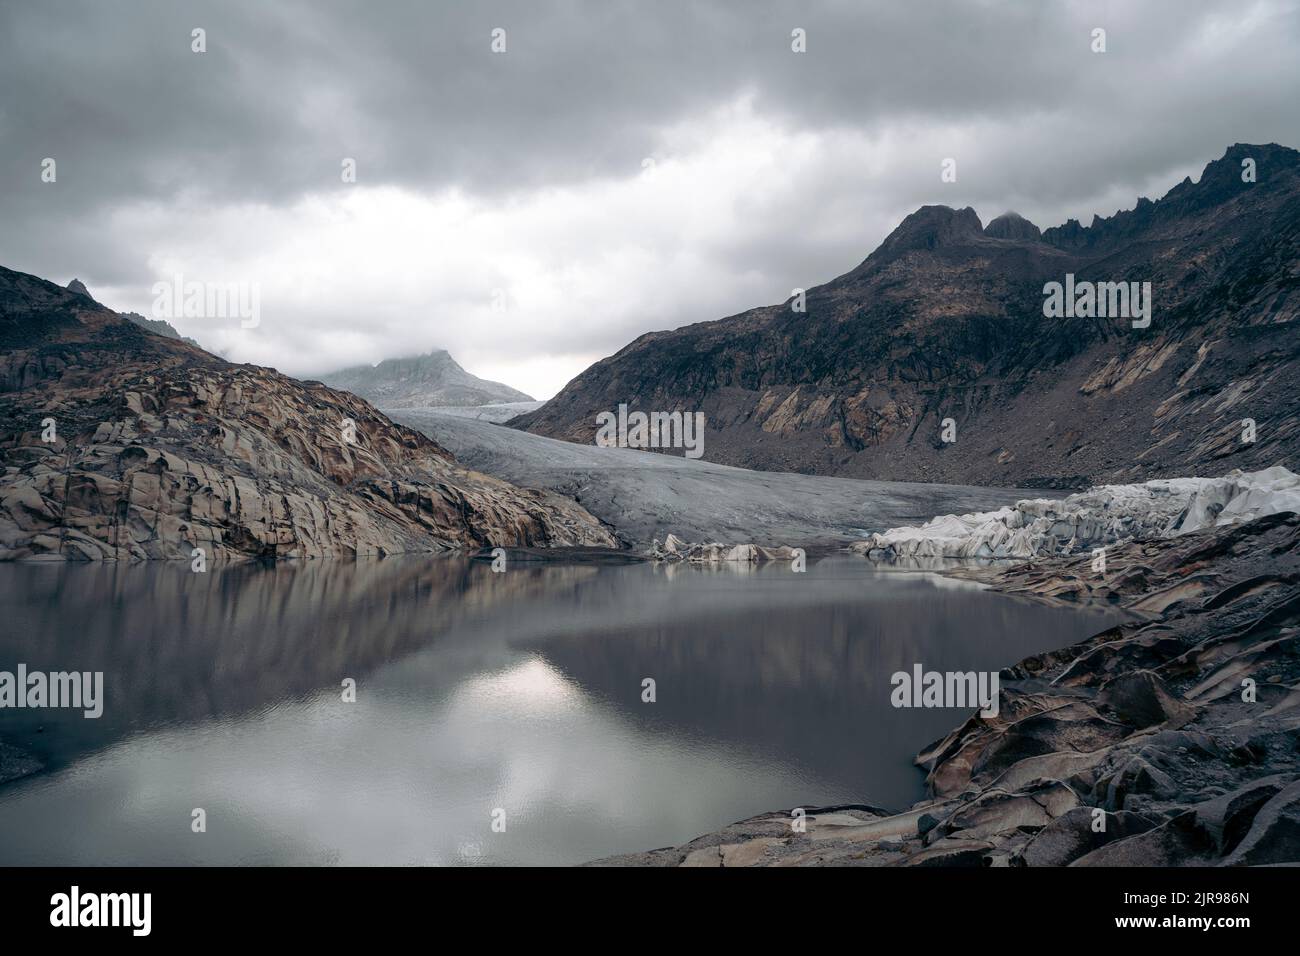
0;556;1122;865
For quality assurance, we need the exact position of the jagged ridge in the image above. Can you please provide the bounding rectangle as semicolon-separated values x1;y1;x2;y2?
513;143;1300;488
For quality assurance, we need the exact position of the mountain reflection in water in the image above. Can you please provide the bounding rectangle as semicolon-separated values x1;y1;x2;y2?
0;556;1123;865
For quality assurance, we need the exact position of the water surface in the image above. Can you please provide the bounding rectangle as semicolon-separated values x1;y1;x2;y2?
0;556;1121;865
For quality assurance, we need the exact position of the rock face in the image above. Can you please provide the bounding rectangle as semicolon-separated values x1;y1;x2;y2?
515;143;1300;488
856;465;1300;560
595;511;1300;866
64;278;201;347
321;350;534;408
0;265;616;561
119;311;201;347
983;211;1042;242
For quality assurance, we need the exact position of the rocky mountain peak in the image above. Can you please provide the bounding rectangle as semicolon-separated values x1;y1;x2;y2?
1201;141;1296;187
321;349;534;408
1043;143;1299;252
983;211;1042;242
875;205;984;258
58;275;200;347
515;142;1300;488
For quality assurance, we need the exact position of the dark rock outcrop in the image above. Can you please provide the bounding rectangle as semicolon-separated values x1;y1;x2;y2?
984;211;1042;242
0;265;616;560
515;143;1300;488
119;310;201;347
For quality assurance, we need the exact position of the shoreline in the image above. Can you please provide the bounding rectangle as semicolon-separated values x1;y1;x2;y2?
591;512;1300;866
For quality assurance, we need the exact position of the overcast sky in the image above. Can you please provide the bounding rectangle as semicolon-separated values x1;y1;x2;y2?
2;1;1298;398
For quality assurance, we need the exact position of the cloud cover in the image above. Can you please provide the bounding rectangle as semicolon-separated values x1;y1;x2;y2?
2;0;1298;397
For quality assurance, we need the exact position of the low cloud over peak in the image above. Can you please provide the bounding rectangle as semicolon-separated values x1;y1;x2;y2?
3;0;1298;397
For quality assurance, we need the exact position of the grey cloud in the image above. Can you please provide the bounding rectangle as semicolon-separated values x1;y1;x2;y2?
2;0;1298;388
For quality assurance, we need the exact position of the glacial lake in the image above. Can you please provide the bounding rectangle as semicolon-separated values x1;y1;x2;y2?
0;555;1122;866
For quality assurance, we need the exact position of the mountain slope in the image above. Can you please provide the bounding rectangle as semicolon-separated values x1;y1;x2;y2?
0;266;614;560
512;143;1300;487
65;278;202;347
322;350;533;408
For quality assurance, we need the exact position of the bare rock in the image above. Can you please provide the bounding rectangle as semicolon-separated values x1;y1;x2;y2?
1222;779;1300;865
606;512;1300;867
1020;807;1159;866
1097;670;1195;730
0;266;616;561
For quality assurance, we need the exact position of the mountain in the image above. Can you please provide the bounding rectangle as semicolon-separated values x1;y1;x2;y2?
321;350;533;408
65;278;202;348
512;143;1300;488
119;310;202;348
0;265;614;560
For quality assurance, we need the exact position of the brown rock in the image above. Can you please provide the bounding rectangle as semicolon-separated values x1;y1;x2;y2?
0;266;616;561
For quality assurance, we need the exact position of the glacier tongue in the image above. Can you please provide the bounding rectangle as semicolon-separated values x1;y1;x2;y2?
855;466;1300;561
